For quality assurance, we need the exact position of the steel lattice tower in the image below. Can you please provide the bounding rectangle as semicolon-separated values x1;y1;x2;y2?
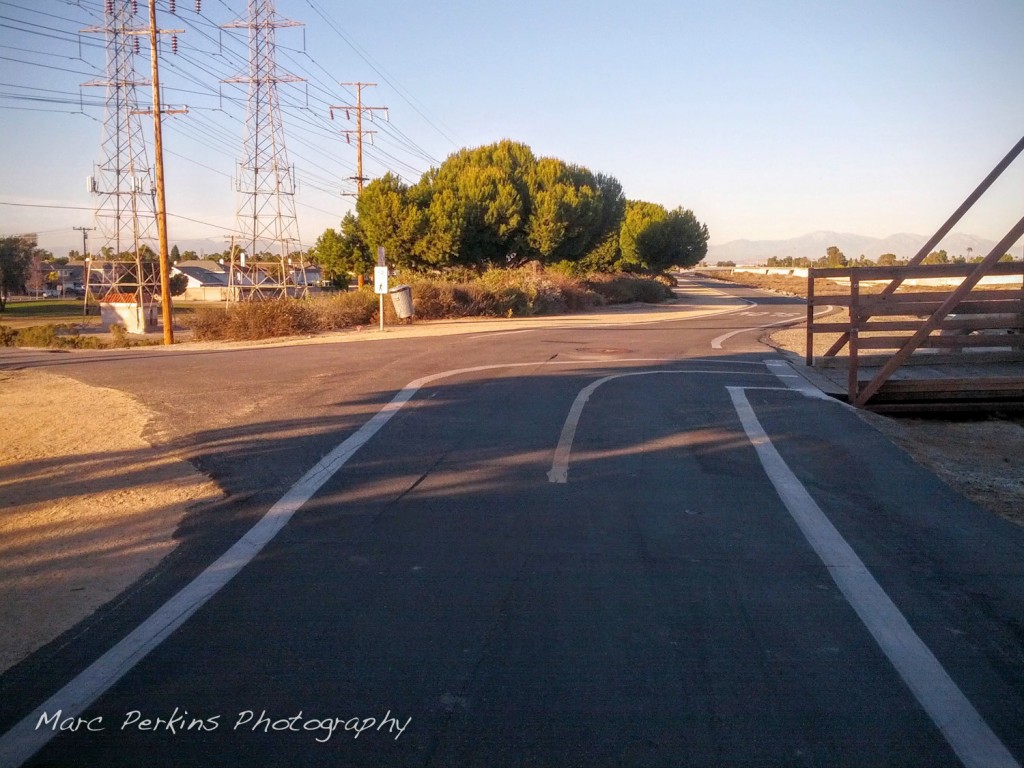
83;0;160;326
223;0;304;298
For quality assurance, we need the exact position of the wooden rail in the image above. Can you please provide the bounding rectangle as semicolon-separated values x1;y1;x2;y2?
806;262;1024;408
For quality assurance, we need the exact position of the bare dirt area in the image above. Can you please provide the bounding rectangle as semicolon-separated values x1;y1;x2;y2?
0;369;222;674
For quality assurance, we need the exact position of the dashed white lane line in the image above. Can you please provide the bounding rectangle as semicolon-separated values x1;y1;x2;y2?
728;386;1019;768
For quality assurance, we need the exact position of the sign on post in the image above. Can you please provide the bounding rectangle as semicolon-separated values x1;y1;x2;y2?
373;266;389;294
374;247;387;331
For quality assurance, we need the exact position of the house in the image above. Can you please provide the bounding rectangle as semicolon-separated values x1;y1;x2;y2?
290;265;323;288
172;262;230;301
56;262;86;295
172;260;323;300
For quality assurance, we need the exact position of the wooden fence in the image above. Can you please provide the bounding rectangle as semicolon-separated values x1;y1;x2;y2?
806;262;1024;409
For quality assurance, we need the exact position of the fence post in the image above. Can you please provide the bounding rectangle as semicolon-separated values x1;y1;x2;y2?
805;270;816;366
848;274;860;404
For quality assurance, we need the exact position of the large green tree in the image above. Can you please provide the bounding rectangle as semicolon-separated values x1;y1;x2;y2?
525;159;617;265
355;173;424;270
635;207;709;271
619;201;667;270
580;173;626;264
0;234;37;311
326;139;705;274
311;213;377;284
819;246;848;268
411;140;531;268
308;226;346;284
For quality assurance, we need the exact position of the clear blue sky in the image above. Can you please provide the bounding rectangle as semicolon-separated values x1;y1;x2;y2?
1;0;1023;255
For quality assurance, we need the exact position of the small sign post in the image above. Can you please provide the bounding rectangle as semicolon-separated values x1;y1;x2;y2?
374;247;388;331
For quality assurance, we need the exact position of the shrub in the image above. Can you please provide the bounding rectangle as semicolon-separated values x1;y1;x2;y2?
544;271;602;311
110;324;130;348
402;279;469;318
584;274;673;304
181;268;671;341
310;290;377;329
0;325;16;346
15;324;58;348
186;306;231;341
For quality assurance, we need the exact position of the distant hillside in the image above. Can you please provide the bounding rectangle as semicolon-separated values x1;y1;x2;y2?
706;231;998;264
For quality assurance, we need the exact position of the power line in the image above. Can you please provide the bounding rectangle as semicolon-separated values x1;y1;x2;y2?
301;0;463;149
2;0;453;249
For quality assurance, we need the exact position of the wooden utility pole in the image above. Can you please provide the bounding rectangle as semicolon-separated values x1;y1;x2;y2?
73;225;96;317
146;0;186;344
331;82;388;194
72;226;95;258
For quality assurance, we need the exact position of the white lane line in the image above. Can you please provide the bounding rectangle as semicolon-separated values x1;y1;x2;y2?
727;386;1019;768
467;329;535;338
763;358;834;401
711;305;834;350
547;368;780;483
0;356;682;768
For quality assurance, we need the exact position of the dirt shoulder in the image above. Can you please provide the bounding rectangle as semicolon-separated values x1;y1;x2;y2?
0;369;222;675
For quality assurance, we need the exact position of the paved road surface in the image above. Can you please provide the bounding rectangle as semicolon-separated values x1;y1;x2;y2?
1;277;1022;767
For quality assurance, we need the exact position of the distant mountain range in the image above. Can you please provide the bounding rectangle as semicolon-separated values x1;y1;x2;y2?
706;231;1000;265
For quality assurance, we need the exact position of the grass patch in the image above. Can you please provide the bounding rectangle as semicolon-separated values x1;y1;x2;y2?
1;299;87;321
694;270;821;297
0;321;163;349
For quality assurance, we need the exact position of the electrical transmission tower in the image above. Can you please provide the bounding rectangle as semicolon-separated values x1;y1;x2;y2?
223;0;305;299
331;81;388;195
83;0;160;330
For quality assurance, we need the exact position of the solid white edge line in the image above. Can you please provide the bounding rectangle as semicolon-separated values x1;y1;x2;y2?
727;386;1019;768
547;368;781;484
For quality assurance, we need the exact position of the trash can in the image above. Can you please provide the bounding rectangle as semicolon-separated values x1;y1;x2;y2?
389;284;414;319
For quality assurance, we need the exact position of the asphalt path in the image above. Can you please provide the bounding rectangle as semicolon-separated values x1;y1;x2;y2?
1;276;1022;767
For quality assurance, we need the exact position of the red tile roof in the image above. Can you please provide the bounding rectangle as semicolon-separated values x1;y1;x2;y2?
101;293;142;304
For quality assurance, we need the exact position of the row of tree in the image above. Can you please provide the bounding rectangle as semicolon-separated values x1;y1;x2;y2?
309;140;709;280
767;247;1020;269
